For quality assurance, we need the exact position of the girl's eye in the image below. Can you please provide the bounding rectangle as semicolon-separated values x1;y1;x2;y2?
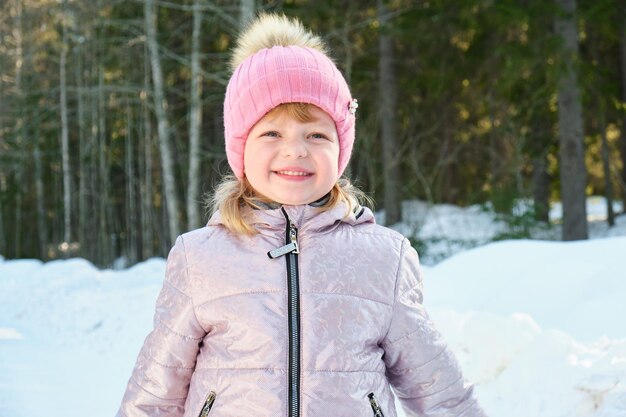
262;131;280;138
309;133;329;140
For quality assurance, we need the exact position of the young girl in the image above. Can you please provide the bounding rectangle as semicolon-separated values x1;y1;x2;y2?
118;13;486;417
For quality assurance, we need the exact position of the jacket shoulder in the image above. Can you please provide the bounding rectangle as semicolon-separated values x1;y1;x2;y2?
180;226;220;251
340;222;411;266
181;224;219;244
177;226;223;264
351;221;407;244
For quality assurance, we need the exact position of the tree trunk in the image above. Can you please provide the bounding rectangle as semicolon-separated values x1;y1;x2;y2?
239;0;255;26
377;0;401;225
88;65;97;262
531;114;551;223
34;131;47;259
126;105;138;264
0;197;4;257
88;62;97;262
340;1;354;86
554;0;588;240
60;0;72;248
97;58;112;265
532;152;551;222
488;89;499;196
13;0;24;257
145;0;181;243
619;20;626;210
141;41;155;259
187;0;203;230
75;27;88;259
0;79;5;257
598;102;615;226
15;144;24;258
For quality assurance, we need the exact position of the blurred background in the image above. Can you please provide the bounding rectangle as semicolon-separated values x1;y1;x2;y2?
0;0;624;267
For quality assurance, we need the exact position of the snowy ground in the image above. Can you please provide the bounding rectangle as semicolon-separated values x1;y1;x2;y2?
1;197;625;417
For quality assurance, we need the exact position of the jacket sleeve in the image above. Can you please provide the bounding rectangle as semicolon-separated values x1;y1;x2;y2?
117;236;206;417
382;238;487;417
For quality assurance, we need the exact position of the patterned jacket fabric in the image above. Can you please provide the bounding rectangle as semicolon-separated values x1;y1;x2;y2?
117;201;486;417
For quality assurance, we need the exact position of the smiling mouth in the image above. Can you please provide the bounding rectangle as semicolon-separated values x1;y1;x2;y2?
274;170;313;176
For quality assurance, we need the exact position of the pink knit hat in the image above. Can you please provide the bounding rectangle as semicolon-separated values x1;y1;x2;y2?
223;45;356;179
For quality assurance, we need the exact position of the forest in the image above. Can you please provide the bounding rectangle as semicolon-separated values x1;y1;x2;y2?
0;0;624;267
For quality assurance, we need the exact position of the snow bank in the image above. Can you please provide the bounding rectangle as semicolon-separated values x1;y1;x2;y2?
423;237;626;342
429;310;626;417
387;197;626;265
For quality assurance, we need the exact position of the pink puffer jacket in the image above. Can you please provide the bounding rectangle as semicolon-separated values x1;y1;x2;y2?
117;202;486;417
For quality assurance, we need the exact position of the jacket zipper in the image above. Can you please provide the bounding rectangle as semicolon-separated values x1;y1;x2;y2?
198;390;216;417
267;208;301;417
367;392;385;417
285;212;301;417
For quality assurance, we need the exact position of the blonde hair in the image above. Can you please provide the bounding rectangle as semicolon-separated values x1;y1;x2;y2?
206;103;372;235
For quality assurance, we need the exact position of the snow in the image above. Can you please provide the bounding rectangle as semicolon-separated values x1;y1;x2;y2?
385;196;626;265
1;197;625;417
420;237;626;417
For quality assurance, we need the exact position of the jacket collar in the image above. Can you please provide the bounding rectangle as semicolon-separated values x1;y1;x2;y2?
250;192;331;211
207;195;374;236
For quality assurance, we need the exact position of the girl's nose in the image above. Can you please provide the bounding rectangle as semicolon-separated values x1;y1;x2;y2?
281;137;308;158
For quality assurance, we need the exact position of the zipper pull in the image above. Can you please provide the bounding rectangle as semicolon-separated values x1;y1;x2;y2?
267;222;299;259
368;392;385;417
289;222;300;254
198;390;216;417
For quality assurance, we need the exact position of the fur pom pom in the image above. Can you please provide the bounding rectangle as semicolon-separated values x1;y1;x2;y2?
230;13;329;71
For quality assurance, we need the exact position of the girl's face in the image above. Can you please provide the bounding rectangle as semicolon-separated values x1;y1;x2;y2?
244;105;340;206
